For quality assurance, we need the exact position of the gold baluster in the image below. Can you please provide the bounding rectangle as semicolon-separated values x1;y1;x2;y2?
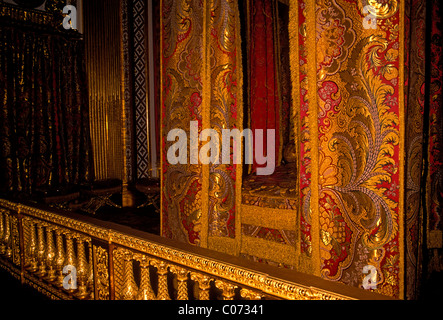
26;221;38;272
190;274;212;300
63;233;77;292
54;229;65;287
45;226;56;282
240;288;264;300
35;223;46;277
75;237;89;299
215;280;237;300
87;241;95;299
154;260;170;300
136;256;156;300
0;210;5;255
170;266;189;300
120;251;138;300
64;233;76;266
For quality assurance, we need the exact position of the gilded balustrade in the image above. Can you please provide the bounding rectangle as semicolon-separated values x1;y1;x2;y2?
0;199;387;300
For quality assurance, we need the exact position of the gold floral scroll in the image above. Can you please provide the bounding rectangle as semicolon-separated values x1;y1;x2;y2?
291;0;405;298
404;0;426;300
206;0;243;252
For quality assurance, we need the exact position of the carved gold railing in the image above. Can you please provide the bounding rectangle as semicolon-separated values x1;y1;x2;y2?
0;198;388;300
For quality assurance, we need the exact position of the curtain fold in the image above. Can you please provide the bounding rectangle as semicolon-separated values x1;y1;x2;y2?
249;0;281;173
161;0;243;250
404;0;443;299
0;25;92;196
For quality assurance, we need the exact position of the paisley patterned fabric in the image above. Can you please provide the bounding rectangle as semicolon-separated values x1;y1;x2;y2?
161;0;243;250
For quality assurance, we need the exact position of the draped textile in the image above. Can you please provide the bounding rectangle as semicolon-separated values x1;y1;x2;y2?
295;0;443;299
159;0;443;299
0;24;92;196
404;0;443;299
248;0;282;172
426;0;443;263
161;0;243;251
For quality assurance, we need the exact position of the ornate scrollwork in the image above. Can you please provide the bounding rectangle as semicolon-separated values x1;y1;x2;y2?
93;245;110;300
0;199;363;300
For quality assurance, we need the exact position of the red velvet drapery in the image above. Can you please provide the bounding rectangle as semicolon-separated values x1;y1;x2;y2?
249;0;281;173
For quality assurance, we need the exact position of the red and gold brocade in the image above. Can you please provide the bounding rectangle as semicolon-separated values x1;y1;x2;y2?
160;0;443;300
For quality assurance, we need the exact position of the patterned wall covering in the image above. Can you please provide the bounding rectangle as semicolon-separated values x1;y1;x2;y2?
132;0;149;179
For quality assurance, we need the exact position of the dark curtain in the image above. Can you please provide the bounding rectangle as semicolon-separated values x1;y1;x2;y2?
248;0;281;173
405;0;443;299
0;25;92;196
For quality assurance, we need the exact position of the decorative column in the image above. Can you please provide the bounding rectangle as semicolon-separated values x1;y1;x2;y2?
54;229;65;287
45;227;56;282
35;223;46;276
190;273;211;300
155;260;170;300
136;256;156;300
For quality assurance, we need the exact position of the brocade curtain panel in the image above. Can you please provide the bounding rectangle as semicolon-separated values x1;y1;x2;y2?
249;0;282;173
0;25;92;196
404;0;443;299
